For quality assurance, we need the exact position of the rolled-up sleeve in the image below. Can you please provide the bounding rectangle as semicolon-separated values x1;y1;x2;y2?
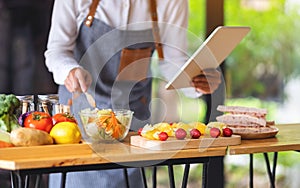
44;0;82;85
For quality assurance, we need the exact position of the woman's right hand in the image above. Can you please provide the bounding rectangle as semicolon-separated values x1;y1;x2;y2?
64;67;92;93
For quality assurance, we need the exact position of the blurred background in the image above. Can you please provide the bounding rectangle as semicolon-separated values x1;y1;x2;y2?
0;0;300;187
0;0;57;96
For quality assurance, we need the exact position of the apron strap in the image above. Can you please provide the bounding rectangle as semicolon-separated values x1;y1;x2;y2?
149;0;164;60
84;0;164;59
85;0;100;27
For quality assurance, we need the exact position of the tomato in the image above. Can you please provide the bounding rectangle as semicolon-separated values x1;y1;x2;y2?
24;111;53;133
52;112;77;125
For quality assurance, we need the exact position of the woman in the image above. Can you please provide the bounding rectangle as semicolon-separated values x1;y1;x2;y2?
44;0;221;187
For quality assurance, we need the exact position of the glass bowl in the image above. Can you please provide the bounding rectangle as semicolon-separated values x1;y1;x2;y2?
79;108;133;142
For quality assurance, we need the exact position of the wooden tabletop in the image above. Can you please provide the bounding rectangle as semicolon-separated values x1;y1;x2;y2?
229;123;300;155
0;133;226;171
1;123;299;171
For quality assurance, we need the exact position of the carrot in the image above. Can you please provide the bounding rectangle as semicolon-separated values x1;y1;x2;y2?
110;112;118;126
0;140;14;148
99;115;110;124
112;125;121;138
105;118;113;131
97;111;126;139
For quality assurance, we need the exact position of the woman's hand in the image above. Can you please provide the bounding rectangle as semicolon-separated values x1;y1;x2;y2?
64;67;92;93
191;69;222;94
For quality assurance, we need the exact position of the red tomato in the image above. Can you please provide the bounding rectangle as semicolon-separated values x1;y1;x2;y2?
52;112;77;125
24;111;53;133
52;113;77;125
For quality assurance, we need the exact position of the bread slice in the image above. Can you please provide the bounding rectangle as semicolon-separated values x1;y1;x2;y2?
217;105;267;118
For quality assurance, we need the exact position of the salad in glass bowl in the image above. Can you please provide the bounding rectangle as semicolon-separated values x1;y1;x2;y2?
79;108;133;142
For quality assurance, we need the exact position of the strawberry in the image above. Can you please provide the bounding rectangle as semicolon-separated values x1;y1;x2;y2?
158;132;168;141
137;128;143;136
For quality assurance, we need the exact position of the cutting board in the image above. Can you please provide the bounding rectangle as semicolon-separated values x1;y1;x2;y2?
130;135;241;151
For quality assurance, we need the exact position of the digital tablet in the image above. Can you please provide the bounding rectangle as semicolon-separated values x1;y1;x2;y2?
165;26;251;90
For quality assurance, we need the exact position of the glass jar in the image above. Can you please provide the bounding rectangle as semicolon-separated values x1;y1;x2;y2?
37;94;59;116
16;95;35;117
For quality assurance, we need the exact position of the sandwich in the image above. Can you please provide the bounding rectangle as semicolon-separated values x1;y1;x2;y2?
216;105;275;134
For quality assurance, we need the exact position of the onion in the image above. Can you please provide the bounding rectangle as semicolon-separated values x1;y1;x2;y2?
18;111;33;126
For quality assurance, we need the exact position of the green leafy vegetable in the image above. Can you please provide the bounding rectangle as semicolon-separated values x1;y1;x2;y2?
0;94;21;132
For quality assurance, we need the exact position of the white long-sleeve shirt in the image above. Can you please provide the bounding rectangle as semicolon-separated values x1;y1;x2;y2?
45;0;200;97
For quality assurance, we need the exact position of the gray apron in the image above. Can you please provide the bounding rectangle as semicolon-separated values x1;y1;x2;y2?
59;18;155;131
50;18;155;188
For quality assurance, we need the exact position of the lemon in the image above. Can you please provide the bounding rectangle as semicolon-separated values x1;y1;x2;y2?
50;122;82;144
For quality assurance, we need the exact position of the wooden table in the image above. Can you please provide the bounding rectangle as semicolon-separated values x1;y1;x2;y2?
228;123;300;188
1;124;300;188
0;132;226;188
229;124;300;155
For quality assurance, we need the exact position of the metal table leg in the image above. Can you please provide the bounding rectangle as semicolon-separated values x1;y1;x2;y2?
60;172;66;188
24;175;29;188
123;168;130;188
10;171;17;188
264;152;278;188
140;167;148;188
181;164;190;188
272;152;278;184
10;171;25;188
249;154;253;188
34;175;41;188
167;165;175;188
249;152;278;188
10;172;43;188
8;157;210;188
202;161;209;188
152;166;157;188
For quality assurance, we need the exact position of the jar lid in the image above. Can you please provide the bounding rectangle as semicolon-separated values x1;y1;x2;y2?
38;94;59;103
16;95;34;102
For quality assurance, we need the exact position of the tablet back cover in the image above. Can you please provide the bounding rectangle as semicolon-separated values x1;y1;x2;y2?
165;26;251;90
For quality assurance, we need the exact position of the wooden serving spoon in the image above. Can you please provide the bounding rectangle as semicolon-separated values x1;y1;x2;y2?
69;92;96;108
84;92;96;108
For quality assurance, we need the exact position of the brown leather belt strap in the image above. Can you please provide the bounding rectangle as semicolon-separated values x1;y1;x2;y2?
85;0;100;27
149;0;164;60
